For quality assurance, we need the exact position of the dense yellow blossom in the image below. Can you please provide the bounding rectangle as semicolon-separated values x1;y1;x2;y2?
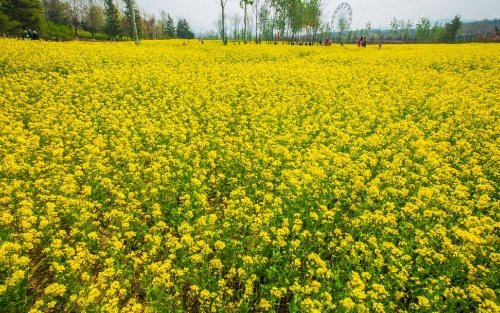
0;39;499;312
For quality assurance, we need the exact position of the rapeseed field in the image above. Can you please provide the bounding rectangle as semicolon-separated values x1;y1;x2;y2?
0;39;499;312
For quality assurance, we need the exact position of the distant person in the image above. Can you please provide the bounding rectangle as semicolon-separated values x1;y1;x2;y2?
378;44;382;50
357;37;363;47
362;37;367;48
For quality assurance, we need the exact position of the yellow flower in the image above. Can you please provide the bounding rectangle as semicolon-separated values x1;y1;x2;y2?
259;298;271;310
214;240;226;250
44;283;67;297
341;297;355;309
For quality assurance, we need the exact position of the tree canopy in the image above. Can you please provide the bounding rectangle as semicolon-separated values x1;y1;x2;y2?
176;17;194;39
0;0;43;36
103;0;120;39
443;14;463;42
0;0;497;43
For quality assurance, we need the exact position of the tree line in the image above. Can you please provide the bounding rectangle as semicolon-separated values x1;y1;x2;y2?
213;1;499;44
0;0;195;40
379;15;500;43
2;0;498;43
214;0;326;43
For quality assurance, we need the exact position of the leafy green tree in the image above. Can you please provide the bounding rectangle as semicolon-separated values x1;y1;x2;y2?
176;17;194;39
303;0;322;42
288;0;303;40
269;0;287;41
0;8;9;34
390;17;401;39
416;17;431;42
0;0;43;36
402;19;412;42
430;21;443;43
165;14;175;38
443;14;462;43
103;0;120;39
389;18;412;41
159;10;175;38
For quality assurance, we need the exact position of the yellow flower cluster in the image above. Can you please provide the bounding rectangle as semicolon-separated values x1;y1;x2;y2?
1;38;499;312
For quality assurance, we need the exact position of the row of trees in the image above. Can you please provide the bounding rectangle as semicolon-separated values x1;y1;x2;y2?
0;0;195;40
350;16;499;44
387;15;463;43
2;0;498;43
215;0;327;43
213;0;499;44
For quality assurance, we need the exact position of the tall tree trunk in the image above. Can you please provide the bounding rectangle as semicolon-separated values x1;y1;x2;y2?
221;1;226;43
72;0;79;40
243;2;247;44
255;6;258;42
128;0;139;45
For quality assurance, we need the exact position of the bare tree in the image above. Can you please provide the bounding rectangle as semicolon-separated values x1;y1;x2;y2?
478;19;490;36
84;0;104;39
66;0;85;38
141;11;157;39
246;9;254;43
252;0;261;42
240;0;254;44
215;0;229;43
364;21;371;37
228;12;242;41
159;10;167;37
40;0;53;38
213;14;227;40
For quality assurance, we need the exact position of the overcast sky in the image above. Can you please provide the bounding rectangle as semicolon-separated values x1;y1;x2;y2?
137;0;500;35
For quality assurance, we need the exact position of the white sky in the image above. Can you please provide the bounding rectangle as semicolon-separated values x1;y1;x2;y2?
137;0;500;34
